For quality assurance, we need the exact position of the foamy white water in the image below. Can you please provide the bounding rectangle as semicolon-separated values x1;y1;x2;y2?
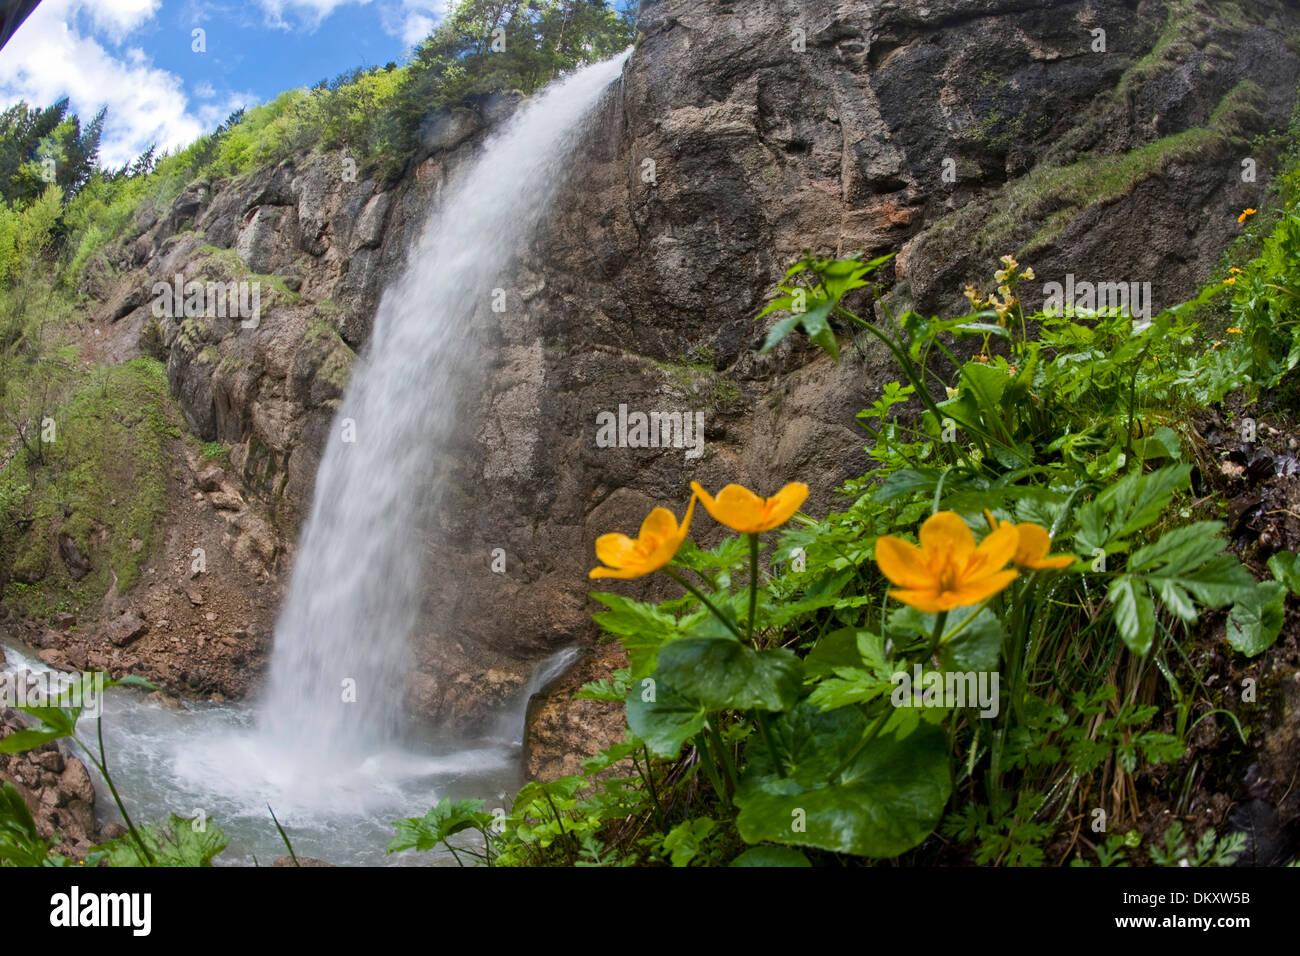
258;51;630;774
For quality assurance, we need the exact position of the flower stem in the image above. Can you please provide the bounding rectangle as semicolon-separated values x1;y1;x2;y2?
665;568;743;639
927;610;950;659
81;718;155;866
746;533;759;644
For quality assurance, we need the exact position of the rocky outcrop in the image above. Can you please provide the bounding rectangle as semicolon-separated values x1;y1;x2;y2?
0;703;105;858
67;0;1300;776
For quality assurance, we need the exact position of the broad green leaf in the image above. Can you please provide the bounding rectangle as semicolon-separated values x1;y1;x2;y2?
590;592;683;677
1226;581;1287;656
389;798;491;853
625;679;707;758
729;845;811;867
656;638;803;713
1267;551;1300;595
804;627;866;679
0;780;67;866
939;606;1004;672
735;706;950;858
760;313;802;353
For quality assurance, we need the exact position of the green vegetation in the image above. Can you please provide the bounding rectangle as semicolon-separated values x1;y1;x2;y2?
381;126;1300;869
947;80;1266;257
0;359;178;619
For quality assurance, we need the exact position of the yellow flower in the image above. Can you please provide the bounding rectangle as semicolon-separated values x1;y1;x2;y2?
690;481;809;534
994;269;1011;284
984;511;1075;570
1227;327;1243;334
876;512;1019;613
1238;208;1256;224
998;284;1013;298
1229;267;1243;275
999;254;1019;271
1223;277;1237;285
590;497;697;579
964;285;984;308
1019;267;1035;281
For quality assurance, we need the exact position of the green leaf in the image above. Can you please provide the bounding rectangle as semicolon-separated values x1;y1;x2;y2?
1267;551;1300;595
1108;576;1157;656
94;815;228;867
389;798;491;854
1226;581;1287;656
729;845;811;867
799;301;838;359
760;313;802;353
0;780;64;866
939;607;1003;672
734;704;951;858
0;701;80;753
656;638;803;713
590;592;684;677
625;679;707;758
1132;425;1182;461
661;818;715;867
804;627;866;679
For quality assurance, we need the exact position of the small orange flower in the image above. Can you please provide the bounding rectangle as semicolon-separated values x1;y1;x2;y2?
1227;327;1244;334
1238;208;1257;224
1223;277;1237;285
876;512;1019;613
690;481;808;534
590;497;696;579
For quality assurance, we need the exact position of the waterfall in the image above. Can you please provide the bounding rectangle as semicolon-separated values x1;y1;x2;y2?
257;51;630;777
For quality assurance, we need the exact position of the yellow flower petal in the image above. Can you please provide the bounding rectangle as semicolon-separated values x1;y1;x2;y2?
918;512;976;570
963;523;1019;579
588;497;696;579
944;569;1020;607
887;588;948;614
690;480;808;533
1009;522;1075;570
875;535;935;589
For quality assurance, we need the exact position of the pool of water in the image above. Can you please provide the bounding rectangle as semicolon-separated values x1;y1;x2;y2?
1;640;555;867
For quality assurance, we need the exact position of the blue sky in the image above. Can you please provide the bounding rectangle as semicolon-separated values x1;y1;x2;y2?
0;0;449;167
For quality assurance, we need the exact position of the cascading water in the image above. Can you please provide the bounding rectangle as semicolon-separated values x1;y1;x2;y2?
0;52;630;866
260;49;631;771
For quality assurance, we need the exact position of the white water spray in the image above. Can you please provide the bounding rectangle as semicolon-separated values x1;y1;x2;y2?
258;53;629;776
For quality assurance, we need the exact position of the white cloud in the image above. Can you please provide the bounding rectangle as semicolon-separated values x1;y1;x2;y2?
0;0;253;168
257;0;374;30
375;0;445;50
86;0;162;41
